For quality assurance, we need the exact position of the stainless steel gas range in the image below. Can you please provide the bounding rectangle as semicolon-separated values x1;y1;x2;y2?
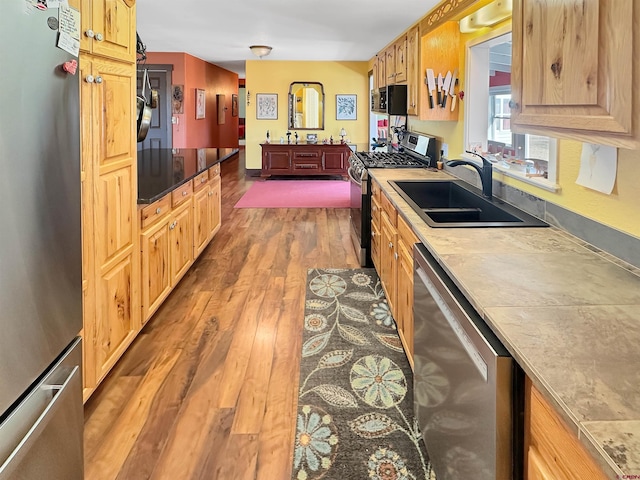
347;132;438;266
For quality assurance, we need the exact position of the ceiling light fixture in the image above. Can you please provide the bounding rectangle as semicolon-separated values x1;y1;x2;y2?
249;45;272;58
459;0;512;33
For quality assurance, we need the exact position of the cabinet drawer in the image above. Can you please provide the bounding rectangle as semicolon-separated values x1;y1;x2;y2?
397;213;418;248
371;195;381;227
193;171;209;192
293;162;321;171
370;178;381;204
172;182;193;207
292;150;321;160
140;195;171;230
209;163;220;178
380;191;397;226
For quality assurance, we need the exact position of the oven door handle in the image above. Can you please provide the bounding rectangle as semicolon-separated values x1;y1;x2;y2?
347;166;362;186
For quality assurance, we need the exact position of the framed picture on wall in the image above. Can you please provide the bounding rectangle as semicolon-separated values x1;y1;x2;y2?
256;93;278;120
336;94;357;120
196;88;206;119
232;94;239;117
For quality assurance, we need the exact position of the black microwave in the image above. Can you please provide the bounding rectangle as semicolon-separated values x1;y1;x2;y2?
380;85;407;115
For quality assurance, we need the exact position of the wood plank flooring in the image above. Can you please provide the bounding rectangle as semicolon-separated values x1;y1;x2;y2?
83;149;361;479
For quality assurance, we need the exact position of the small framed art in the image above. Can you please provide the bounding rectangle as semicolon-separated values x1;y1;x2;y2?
336;94;357;120
196;88;206;119
256;93;278;120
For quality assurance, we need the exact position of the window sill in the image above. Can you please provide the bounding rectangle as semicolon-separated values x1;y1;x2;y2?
460;152;561;193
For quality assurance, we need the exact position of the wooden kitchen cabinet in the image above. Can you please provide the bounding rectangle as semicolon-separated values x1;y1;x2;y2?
80;0;138;401
80;0;136;62
511;0;640;149
372;56;379;92
406;25;420;116
193;166;222;258
140;203;171;323
377;52;387;89
370;179;382;271
379;190;398;316
261;144;349;178
393;35;408;84
396;214;418;368
385;44;396;85
524;377;607;480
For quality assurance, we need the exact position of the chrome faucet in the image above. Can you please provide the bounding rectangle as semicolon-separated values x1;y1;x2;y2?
446;151;493;199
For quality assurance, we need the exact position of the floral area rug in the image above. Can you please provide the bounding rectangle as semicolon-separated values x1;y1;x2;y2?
292;268;436;480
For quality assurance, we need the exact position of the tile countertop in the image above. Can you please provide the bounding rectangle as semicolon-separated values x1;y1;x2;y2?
369;168;640;478
137;147;239;204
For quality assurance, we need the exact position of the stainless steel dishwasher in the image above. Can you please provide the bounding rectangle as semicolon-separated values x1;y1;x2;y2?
413;243;522;480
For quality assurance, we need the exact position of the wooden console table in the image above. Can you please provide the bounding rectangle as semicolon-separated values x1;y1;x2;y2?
261;143;351;178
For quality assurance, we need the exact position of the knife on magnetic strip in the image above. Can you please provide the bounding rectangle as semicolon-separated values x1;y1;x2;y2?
441;70;452;108
449;68;458;112
426;69;436;108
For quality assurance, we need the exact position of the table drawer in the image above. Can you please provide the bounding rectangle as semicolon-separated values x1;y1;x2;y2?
172;182;193;207
293;162;321;171
193;171;209;191
397;213;418;247
292;150;321;160
140;195;171;229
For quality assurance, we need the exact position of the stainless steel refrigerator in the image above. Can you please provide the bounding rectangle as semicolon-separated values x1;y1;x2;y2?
0;1;83;478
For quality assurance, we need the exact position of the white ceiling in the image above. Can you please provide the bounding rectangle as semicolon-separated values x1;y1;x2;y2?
136;0;441;78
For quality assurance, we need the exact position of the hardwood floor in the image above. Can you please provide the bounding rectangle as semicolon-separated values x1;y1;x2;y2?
84;149;361;479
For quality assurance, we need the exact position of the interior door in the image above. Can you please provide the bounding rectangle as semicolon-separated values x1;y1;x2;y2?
137;66;173;151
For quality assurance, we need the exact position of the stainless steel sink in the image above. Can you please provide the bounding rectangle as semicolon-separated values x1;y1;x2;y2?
388;180;548;228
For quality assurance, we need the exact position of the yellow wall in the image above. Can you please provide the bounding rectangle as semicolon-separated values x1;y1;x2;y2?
245;60;370;169
408;21;640;238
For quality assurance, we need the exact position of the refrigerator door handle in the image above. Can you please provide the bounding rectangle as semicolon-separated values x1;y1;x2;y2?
0;365;80;479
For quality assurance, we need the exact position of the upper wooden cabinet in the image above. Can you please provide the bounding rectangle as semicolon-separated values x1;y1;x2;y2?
385;44;396;85
394;35;408;84
372;56;379;91
377;52;387;89
80;0;136;63
511;0;639;149
406;25;420;115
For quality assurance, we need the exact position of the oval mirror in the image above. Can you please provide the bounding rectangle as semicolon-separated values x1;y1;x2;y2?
288;82;324;130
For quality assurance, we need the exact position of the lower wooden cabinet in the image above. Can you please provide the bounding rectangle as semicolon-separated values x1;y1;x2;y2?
524;377;607;480
140;164;222;324
396;214;418;368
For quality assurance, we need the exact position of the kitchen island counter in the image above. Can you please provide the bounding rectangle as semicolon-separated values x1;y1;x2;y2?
369;168;640;478
138;147;238;203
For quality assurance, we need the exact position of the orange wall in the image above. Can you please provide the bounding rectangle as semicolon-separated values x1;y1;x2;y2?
146;52;239;148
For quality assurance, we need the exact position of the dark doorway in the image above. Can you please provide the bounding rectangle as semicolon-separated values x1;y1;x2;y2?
137;65;173;151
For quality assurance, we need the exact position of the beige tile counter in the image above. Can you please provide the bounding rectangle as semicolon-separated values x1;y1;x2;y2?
369;168;640;478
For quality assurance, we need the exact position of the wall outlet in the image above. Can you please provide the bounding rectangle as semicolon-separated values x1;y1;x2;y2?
441;143;449;159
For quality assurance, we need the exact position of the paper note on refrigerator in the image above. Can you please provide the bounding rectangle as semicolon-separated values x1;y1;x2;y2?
575;143;617;194
58;4;80;40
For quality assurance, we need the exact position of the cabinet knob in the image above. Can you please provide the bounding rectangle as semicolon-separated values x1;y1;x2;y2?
95;32;104;42
371;232;375;238
156;207;161;214
201;178;206;183
182;191;187;196
85;75;94;83
208;191;213;196
389;242;393;249
508;100;519;110
84;29;95;39
95;76;103;84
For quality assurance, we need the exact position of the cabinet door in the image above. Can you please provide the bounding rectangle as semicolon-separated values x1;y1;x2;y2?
96;254;137;382
395;36;408;84
372;56;379;91
397;240;413;366
386;45;396;85
406;25;420;116
322;149;346;173
193;185;210;258
81;0;136;62
512;0;636;148
380;212;397;316
378;53;387;89
170;201;194;284
263;149;291;173
140;217;171;322
208;175;222;238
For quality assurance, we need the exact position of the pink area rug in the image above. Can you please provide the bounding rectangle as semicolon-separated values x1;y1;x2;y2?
234;180;350;208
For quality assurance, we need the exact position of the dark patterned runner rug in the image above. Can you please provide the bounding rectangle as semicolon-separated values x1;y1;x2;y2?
291;268;435;480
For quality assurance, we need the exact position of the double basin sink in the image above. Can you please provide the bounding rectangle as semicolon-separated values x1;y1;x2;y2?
389;180;548;228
